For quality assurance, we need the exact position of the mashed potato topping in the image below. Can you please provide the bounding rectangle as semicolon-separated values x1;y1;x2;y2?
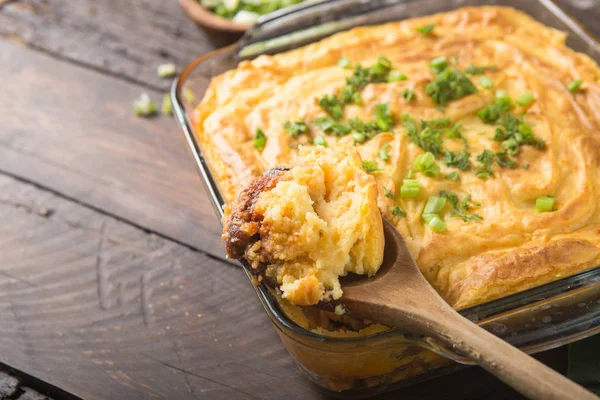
201;6;600;310
222;146;384;305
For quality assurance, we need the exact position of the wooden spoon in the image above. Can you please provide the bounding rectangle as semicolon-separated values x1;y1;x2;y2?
339;218;597;400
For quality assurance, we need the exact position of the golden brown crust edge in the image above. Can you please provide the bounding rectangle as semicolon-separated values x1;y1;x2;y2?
449;238;600;309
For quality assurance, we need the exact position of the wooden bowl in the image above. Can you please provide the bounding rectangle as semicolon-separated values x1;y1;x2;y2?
179;0;251;32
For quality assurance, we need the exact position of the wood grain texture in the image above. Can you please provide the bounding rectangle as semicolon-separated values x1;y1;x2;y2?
0;173;323;400
0;39;226;259
0;0;239;91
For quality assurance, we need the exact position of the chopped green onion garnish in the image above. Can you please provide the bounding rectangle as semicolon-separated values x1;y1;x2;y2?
446;171;460;182
414;152;440;178
416;24;435;35
475;149;495;179
423;196;447;214
338;56;351;68
536;196;555;212
384;188;395;198
318;117;351;136
425;68;477;105
479;76;493;89
402;88;415;102
516;91;535;107
415;151;435;167
567;79;583;92
133;93;157;117
283;121;308;137
253;128;266;149
392;205;407;217
400;179;420;198
379;144;391;161
429;56;448;74
162;93;172;115
374;102;394;131
352;132;366;143
157;63;177;78
318;94;344;120
252;129;267;149
401;185;420;198
443;149;471;171
465;64;497;75
424;214;447;233
421;213;436;224
389;70;408;82
313;136;328;147
522;163;530;170
362;160;379;172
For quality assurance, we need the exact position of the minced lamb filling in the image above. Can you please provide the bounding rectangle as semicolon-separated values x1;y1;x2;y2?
222;146;385;305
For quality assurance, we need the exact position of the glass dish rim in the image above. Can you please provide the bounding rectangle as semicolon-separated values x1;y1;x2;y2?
171;0;600;345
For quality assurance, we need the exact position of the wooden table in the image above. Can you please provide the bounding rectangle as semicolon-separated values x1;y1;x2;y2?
0;1;598;399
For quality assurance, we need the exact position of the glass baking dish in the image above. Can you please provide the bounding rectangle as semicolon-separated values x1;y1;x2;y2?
172;0;600;396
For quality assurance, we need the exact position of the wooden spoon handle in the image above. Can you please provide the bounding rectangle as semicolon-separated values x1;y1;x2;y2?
426;309;597;400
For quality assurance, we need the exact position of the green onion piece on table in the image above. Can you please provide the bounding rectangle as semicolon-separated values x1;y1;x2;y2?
133;93;157;117
157;63;177;78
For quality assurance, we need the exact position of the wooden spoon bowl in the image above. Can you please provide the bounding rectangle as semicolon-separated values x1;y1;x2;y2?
338;218;597;400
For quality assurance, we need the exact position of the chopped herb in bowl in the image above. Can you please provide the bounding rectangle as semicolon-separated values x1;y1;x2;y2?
200;0;306;25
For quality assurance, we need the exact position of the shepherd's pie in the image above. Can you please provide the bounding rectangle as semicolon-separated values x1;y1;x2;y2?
195;6;600;311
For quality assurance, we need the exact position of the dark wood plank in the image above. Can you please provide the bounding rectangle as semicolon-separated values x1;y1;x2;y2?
0;173;324;400
0;39;226;259
0;0;239;91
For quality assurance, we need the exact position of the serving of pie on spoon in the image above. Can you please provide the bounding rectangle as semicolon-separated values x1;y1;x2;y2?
222;146;596;400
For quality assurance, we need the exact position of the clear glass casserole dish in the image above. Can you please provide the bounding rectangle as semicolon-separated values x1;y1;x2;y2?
172;0;600;396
